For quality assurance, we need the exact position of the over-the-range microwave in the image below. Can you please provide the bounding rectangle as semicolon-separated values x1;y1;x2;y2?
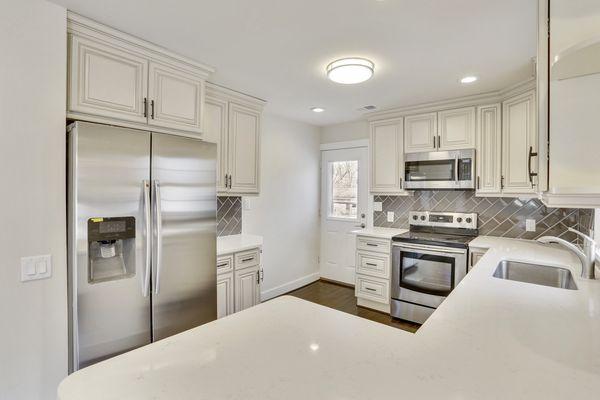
404;149;475;190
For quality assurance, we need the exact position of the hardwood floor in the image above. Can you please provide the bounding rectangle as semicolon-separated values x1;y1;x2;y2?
286;280;420;333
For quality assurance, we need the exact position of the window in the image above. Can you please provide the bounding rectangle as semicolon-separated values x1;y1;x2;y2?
329;160;358;219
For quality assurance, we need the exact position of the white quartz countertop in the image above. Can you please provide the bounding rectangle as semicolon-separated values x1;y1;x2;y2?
217;234;263;256
58;237;600;399
351;226;408;239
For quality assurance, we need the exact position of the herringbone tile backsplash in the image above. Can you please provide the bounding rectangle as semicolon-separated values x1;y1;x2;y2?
217;196;242;237
374;191;594;244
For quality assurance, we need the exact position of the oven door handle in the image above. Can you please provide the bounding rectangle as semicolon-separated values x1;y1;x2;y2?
393;242;466;255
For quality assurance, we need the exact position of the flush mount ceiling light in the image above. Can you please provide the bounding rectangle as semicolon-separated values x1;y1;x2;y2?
311;107;325;113
326;58;374;84
460;75;478;84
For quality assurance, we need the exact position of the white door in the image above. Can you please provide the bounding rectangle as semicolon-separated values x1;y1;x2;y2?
438;107;476;150
369;118;405;194
234;266;260;312
204;95;229;193
228;102;261;194
320;147;368;285
148;61;204;134
404;112;437;153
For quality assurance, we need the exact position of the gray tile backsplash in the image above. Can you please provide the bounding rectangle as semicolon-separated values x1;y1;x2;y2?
374;191;594;244
217;196;242;237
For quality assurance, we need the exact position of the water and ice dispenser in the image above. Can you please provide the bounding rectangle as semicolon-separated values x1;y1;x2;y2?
87;217;136;283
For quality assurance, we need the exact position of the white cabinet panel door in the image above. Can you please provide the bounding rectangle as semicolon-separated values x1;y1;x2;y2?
369;118;404;193
68;35;148;123
404;112;437;153
216;273;233;319
438;107;476;150
476;104;502;195
148;62;204;134
234;266;260;312
204;96;229;192
502;91;537;194
228;103;260;194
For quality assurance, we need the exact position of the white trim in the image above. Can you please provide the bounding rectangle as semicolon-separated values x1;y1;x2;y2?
320;139;369;151
260;272;320;301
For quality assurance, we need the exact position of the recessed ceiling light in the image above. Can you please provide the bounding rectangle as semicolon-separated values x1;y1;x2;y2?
311;107;325;113
326;58;374;84
460;76;478;84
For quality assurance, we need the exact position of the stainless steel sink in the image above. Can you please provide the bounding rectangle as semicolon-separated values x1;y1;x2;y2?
493;260;578;290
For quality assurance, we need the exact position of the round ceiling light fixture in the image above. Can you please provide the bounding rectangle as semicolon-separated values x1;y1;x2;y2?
326;58;374;84
311;107;325;113
460;75;478;84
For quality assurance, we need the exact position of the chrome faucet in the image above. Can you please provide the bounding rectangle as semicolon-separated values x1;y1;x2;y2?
537;228;598;279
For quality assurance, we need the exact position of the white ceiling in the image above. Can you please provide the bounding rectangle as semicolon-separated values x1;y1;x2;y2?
50;0;538;126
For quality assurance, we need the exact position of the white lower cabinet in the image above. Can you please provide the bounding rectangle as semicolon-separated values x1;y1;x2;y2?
216;247;262;318
354;235;392;314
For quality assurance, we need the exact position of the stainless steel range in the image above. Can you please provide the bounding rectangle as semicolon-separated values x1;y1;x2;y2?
391;211;478;324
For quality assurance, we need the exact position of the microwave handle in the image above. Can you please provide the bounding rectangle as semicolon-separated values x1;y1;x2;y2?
454;155;459;184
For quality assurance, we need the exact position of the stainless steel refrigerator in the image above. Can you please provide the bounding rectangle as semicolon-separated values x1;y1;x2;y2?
67;121;217;372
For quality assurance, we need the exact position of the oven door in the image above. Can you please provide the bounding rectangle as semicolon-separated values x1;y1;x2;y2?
392;242;467;307
404;149;474;189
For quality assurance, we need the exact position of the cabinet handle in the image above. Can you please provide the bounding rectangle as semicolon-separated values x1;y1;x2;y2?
365;262;378;267
150;100;155;119
366;243;378;247
256;270;260;284
528;146;538;187
365;287;376;292
260;269;264;282
437;135;441;149
242;257;254;262
217;262;228;268
477;176;480;190
400;177;403;189
143;97;148;118
433;136;436;149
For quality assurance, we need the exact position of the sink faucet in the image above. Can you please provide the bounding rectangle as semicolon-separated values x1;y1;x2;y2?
537;228;597;279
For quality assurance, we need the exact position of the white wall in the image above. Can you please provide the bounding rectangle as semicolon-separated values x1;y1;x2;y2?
320;120;368;144
0;1;67;399
243;114;321;299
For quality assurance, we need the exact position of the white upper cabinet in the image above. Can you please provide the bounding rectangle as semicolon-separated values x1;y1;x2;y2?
147;62;204;134
228;103;261;194
369;118;405;194
67;12;213;136
476;104;502;195
203;96;229;192
437;107;476;150
205;83;265;195
502;91;537;194
404;112;437;153
68;35;149;124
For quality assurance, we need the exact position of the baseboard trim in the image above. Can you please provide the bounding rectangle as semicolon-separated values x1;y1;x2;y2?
260;272;320;301
319;277;355;289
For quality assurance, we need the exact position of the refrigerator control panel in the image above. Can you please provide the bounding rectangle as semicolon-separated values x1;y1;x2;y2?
87;217;135;242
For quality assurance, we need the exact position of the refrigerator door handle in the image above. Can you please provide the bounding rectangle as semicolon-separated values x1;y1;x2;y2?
143;180;152;297
153;180;163;295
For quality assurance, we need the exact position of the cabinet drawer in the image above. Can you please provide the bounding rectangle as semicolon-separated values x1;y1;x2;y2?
356;236;390;253
355;275;389;304
356;251;389;278
234;248;260;270
217;254;233;274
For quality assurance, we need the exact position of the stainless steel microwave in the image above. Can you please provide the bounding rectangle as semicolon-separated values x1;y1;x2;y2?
404;149;475;190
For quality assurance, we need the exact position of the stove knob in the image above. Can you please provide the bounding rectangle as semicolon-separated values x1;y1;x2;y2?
466;217;472;224
456;217;463;223
420;216;426;221
412;215;418;220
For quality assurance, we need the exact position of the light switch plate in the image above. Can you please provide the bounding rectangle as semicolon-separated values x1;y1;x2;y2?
387;211;395;222
21;255;52;282
373;202;382;212
242;198;251;211
526;219;536;232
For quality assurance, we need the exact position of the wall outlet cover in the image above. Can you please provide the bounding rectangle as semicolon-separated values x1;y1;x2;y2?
387;211;394;222
526;219;536;232
373;202;383;212
242;198;251;211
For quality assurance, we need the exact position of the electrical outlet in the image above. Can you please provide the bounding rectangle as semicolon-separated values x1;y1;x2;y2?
373;202;382;212
242;198;251;211
387;211;394;222
526;219;536;232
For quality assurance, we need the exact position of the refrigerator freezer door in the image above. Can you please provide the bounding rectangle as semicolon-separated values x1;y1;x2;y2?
151;133;217;341
68;122;152;371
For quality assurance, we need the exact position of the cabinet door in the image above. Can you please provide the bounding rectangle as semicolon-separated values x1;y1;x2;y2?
204;96;229;192
369;118;404;193
502;91;537;194
404;112;437;153
216;273;233;318
228;103;260;194
438;107;476;150
476;104;502;195
234;266;260;312
68;34;148;123
148;62;204;134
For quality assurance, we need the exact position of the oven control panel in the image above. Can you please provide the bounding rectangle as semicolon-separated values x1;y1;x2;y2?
409;211;478;229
